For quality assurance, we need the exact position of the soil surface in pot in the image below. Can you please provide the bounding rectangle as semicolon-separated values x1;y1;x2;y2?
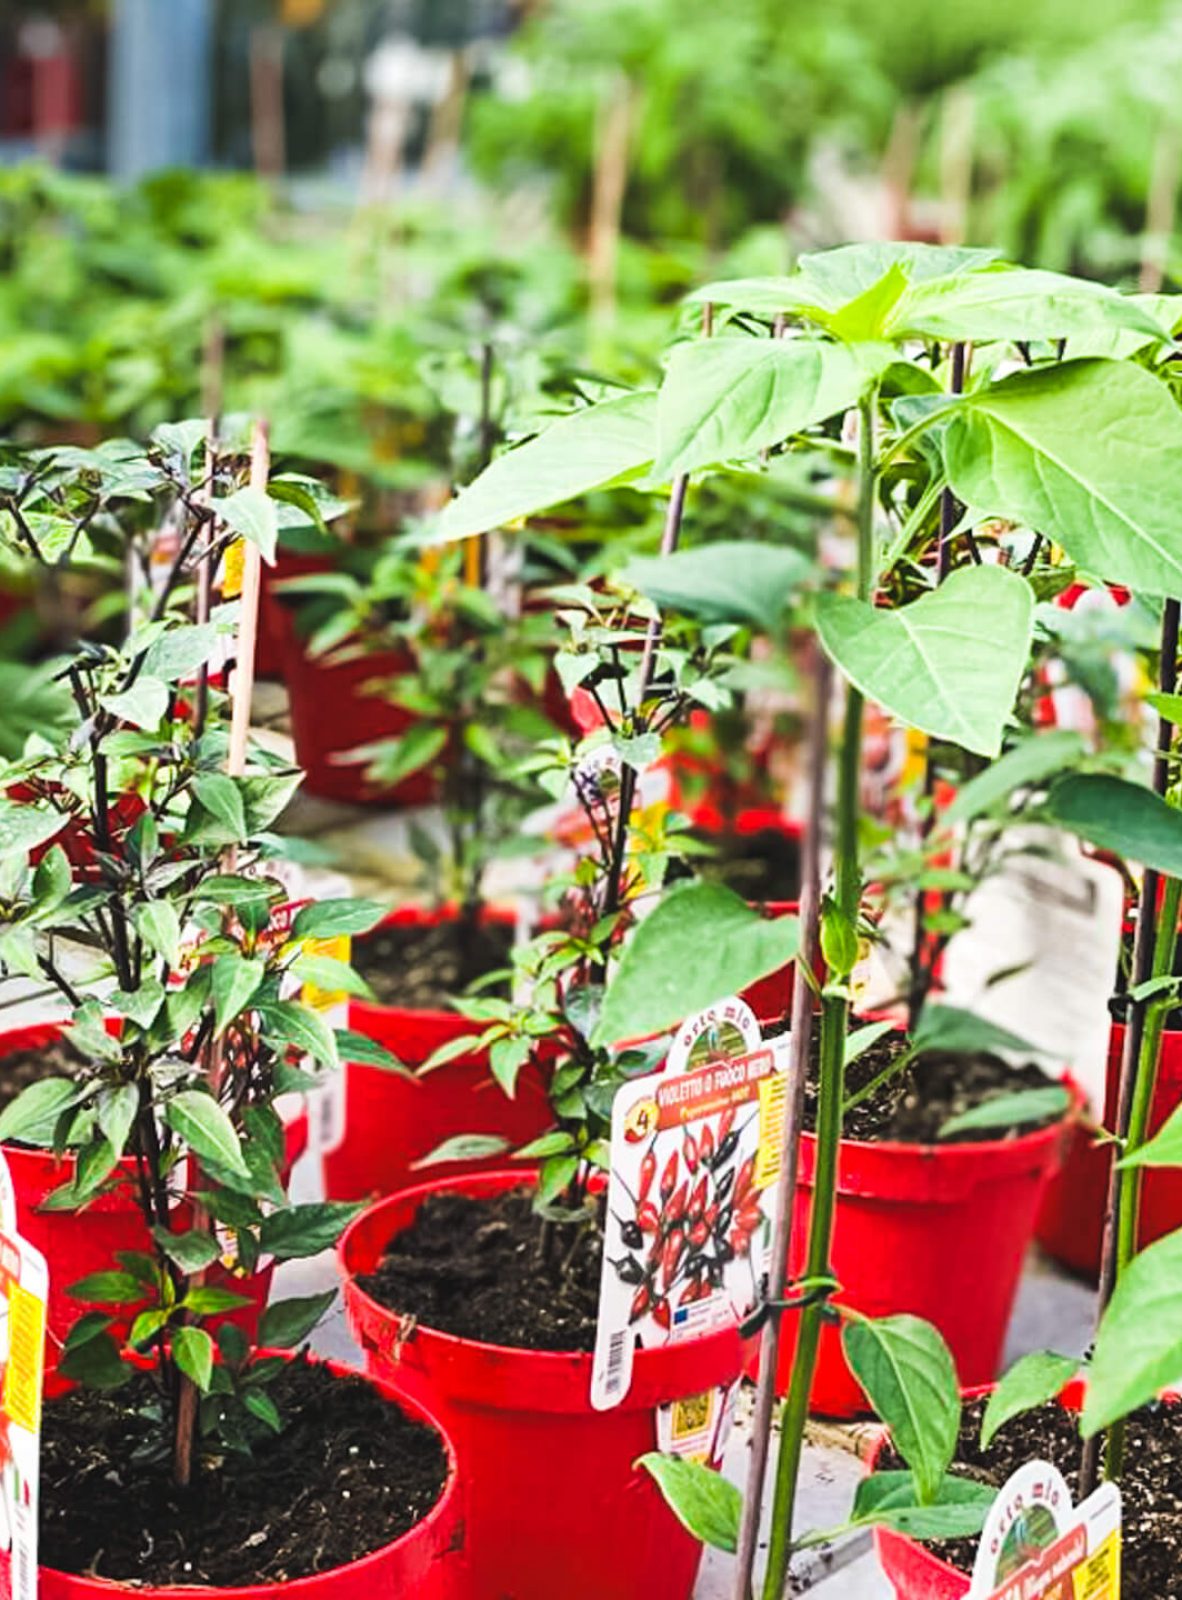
882;1395;1182;1597
803;1034;1063;1144
0;1038;83;1113
693;824;801;903
39;1357;448;1587
359;1186;603;1352
353;915;515;1011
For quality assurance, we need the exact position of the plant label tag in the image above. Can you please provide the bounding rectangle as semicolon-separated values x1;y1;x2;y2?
968;1460;1120;1599
590;1005;788;1411
0;1150;47;1600
940;827;1124;1110
656;1376;739;1464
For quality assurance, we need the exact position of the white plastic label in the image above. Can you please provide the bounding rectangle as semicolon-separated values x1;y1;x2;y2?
940;827;1124;1110
968;1460;1120;1599
590;1006;788;1411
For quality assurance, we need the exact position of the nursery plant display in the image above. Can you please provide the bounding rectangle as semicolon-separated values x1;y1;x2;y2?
0;422;458;1594
393;241;1182;1597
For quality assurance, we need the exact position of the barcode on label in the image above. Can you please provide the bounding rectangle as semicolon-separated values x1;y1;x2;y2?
16;1537;32;1600
605;1330;626;1396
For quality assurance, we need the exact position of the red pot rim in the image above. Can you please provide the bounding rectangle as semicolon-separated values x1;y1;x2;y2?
338;1169;744;1411
39;1351;460;1597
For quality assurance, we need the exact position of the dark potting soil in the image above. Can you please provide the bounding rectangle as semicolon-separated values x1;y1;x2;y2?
353;914;515;1010
39;1357;449;1587
359;1186;603;1353
0;1039;83;1113
803;1033;1062;1145
689;825;802;904
882;1396;1182;1596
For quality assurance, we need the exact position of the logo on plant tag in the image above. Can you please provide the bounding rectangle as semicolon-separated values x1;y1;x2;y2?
968;1460;1121;1599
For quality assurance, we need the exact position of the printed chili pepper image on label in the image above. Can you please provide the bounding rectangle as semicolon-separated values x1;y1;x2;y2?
591;1001;789;1411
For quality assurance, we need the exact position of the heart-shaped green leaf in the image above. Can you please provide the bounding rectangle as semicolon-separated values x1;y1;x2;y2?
943;360;1182;598
592;882;799;1047
816;565;1033;758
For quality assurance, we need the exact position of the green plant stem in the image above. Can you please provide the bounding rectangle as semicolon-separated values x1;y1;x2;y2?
759;994;846;1599
1105;871;1181;1480
759;386;878;1600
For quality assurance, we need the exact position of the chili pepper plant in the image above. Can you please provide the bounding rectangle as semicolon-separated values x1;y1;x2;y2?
435;242;1182;1593
0;425;393;1492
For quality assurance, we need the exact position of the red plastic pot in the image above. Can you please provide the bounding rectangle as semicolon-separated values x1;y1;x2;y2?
261;557;437;809
0;1022;306;1372
322;905;553;1203
340;1170;744;1600
748;1116;1069;1416
1036;1019;1182;1278
33;1354;463;1600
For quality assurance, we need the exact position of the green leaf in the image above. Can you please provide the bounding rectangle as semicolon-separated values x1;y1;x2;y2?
939;1086;1069;1140
890;269;1165;343
654;338;879;480
291;899;387;941
0;802;66;861
356;724;448;788
165;1090;250;1179
981;1352;1079;1449
258;1202;362;1262
183;1286;252;1315
944;731;1086;824
256;999;339;1069
58;1328;129;1390
1118;1101;1182;1169
211;955;266;1035
688;245;998;321
113;980;165;1031
153;1227;221;1274
258;1291;336;1349
593;882;799;1047
67;1270;145;1305
96;1084;140;1159
842;1314;960;1503
637;1455;741;1553
489;1036;533;1097
335;1028;410;1075
135;899;182;968
141;623;222;684
244;1389;283;1432
414;1134;511;1168
944;360;1182;599
536;1154;579;1207
622;542;811;633
216;486;278;564
850;1472;994;1539
1046;774;1182;876
436;390;656;542
1082;1227;1182;1436
100;676;169;730
192;773;248;842
172;1325;214;1392
514;1131;576;1160
912;1005;1041;1060
817;565;1033;759
0;1078;86;1144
